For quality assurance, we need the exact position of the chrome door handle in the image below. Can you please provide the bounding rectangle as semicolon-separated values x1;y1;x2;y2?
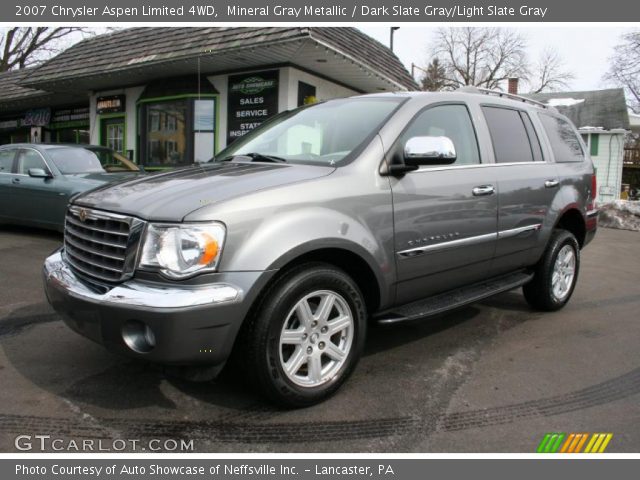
545;179;559;188
472;185;495;196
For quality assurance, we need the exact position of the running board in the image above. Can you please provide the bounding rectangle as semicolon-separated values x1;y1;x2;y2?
374;271;533;325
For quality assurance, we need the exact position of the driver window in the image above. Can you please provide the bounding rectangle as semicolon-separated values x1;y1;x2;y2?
401;104;481;166
17;149;48;175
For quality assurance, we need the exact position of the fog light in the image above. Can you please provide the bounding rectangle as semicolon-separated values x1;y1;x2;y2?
122;320;156;353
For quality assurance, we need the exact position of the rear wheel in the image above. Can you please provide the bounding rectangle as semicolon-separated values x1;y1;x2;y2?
523;229;580;311
241;263;367;407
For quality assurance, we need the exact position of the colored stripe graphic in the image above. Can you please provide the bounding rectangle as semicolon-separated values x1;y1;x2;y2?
538;433;613;453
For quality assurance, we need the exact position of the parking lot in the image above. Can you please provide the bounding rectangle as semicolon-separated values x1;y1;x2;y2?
0;225;638;452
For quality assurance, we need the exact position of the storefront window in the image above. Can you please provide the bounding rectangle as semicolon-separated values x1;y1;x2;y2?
106;123;124;153
57;128;90;144
146;100;187;166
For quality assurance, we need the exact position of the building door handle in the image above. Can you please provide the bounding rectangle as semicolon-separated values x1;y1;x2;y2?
11;177;20;185
472;185;495;196
545;179;559;188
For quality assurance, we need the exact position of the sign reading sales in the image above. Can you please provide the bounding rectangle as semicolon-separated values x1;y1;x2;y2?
227;70;279;145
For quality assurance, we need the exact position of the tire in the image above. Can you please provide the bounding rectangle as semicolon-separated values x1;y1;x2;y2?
523;229;580;311
240;262;367;407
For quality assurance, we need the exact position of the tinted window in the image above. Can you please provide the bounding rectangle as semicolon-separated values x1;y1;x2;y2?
482;106;534;163
48;148;105;174
0;149;16;173
520;112;544;162
401;104;480;166
17;149;48;174
539;113;584;162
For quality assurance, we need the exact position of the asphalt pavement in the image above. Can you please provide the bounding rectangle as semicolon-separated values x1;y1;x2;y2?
0;225;638;452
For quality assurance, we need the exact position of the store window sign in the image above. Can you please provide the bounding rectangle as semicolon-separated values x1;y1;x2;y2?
194;100;215;131
97;95;125;114
23;108;51;127
227;70;279;145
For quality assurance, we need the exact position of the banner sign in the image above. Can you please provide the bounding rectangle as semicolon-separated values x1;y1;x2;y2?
6;0;640;22
227;70;279;145
97;95;126;114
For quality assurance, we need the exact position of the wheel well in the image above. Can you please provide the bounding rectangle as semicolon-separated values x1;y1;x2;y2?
272;248;382;315
555;209;586;247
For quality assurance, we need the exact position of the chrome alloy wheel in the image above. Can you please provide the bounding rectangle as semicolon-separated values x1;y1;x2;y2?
552;244;576;301
278;290;354;388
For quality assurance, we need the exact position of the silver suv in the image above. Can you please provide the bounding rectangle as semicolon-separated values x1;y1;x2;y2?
44;89;598;406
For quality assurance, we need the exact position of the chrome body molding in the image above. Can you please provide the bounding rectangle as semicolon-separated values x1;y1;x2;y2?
397;224;542;258
44;250;242;309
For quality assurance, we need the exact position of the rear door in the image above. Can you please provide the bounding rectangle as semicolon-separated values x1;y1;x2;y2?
481;105;560;273
390;103;498;305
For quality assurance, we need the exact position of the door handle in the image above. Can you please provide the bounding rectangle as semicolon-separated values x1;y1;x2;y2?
545;179;559;188
472;185;495;196
11;177;20;185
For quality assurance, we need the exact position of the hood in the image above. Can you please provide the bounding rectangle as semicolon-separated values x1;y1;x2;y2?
69;171;140;182
73;161;335;221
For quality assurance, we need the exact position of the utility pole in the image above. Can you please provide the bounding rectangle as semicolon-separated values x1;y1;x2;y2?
390;27;400;51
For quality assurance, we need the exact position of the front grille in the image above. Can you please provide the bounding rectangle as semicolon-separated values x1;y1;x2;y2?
63;206;144;283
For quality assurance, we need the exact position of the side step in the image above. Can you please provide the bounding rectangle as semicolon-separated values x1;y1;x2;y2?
374;271;533;325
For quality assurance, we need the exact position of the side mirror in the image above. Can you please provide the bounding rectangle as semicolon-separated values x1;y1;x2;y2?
28;168;51;178
404;136;457;166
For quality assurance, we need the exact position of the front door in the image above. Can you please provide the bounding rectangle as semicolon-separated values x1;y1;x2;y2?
12;148;66;227
101;117;125;154
390;104;498;305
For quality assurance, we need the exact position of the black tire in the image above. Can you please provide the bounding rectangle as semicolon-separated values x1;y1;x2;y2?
523;229;580;311
240;262;367;407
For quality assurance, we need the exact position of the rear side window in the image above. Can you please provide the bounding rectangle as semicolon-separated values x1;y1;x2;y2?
0;149;16;173
539;113;585;162
482;106;542;163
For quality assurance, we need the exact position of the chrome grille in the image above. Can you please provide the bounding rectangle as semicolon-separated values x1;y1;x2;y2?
63;206;144;283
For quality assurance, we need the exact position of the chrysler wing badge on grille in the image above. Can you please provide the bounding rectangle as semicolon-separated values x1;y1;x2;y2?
78;209;88;222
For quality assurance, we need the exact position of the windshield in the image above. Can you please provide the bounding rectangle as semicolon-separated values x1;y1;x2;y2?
87;148;140;172
48;148;106;174
215;97;404;166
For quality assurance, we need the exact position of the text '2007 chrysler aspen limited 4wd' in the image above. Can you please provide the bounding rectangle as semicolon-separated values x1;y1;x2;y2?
44;89;598;407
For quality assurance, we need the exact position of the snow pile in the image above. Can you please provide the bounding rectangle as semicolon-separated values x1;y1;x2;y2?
598;201;640;231
546;98;586;107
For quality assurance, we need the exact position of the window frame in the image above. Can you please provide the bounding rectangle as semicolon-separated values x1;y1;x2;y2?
15;147;54;177
389;101;484;173
480;104;544;165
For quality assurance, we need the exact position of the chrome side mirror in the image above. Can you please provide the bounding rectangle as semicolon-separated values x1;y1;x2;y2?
404;136;457;166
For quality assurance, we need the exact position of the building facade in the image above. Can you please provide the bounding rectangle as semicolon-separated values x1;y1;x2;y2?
0;28;417;168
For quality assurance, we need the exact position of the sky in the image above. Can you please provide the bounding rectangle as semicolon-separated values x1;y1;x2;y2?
359;27;629;92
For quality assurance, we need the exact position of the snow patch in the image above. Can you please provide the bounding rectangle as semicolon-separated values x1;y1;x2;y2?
546;98;586;107
598;201;640;232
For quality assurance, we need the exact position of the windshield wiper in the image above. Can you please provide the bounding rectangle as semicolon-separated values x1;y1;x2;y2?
242;152;287;163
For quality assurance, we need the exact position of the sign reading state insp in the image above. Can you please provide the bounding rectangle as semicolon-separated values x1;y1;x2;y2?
227;70;279;145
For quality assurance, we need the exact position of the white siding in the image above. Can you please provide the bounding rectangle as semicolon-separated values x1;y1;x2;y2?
583;131;626;204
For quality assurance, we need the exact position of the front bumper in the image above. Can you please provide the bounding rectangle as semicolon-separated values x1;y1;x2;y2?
43;249;271;366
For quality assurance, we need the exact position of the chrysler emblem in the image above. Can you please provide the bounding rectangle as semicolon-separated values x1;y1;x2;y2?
78;209;89;222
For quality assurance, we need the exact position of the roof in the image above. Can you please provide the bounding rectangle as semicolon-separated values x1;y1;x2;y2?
0;68;87;113
21;27;417;93
526;89;630;130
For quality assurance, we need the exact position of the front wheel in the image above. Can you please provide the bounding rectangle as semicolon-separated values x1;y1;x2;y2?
241;263;367;407
523;229;580;311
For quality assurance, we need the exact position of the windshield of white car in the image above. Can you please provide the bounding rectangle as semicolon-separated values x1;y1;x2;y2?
214;97;404;166
48;148;106;174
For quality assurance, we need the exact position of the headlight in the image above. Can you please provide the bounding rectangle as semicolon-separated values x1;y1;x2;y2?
138;223;226;279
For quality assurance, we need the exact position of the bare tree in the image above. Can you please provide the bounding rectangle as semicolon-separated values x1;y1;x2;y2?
0;27;90;72
420;58;450;91
430;27;529;90
528;47;575;93
605;30;640;113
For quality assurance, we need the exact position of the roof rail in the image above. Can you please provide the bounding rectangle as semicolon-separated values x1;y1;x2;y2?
457;86;557;111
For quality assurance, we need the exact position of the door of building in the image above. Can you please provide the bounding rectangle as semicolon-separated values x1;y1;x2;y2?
100;117;125;154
